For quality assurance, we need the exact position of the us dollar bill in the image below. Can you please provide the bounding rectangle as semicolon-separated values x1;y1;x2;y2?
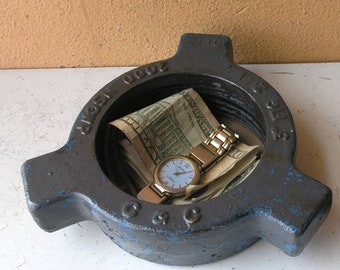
110;88;219;173
109;88;259;203
183;142;259;200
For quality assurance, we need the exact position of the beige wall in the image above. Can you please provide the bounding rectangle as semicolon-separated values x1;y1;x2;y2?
1;1;340;69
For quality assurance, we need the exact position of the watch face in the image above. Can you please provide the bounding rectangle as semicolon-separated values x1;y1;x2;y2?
154;156;200;194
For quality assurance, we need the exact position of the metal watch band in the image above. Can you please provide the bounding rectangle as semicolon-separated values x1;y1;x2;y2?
187;124;239;172
137;183;170;203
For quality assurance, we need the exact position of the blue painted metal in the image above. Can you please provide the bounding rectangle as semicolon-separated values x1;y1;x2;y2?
21;33;332;265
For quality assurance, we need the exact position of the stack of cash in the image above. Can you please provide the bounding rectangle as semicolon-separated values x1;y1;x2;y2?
108;88;260;204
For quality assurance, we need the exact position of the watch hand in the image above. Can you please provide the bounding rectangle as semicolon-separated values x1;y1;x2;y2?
173;171;193;176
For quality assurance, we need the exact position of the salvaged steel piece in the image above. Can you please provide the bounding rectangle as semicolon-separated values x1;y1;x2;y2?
22;33;332;265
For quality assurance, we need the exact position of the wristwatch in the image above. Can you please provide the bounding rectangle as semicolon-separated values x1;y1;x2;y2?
137;124;239;203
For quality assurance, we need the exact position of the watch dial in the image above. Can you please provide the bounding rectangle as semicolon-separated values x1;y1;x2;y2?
157;157;196;189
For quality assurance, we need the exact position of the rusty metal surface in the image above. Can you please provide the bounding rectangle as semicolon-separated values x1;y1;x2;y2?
22;33;332;265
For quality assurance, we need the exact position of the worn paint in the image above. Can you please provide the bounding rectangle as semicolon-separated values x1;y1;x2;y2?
21;34;332;266
289;205;303;217
284;243;298;252
65;139;75;150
